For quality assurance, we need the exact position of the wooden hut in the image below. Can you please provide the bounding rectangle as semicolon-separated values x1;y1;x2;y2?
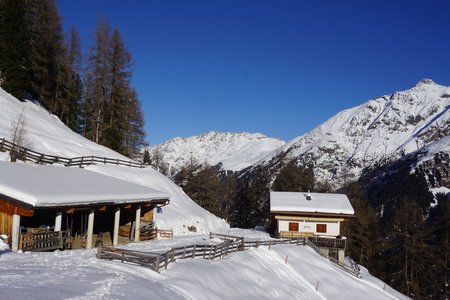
0;162;169;251
270;191;354;262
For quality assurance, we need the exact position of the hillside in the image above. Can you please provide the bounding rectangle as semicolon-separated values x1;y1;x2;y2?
147;131;285;173
0;231;409;300
0;88;228;234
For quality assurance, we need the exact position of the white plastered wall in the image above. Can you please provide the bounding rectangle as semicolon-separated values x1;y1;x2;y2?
278;219;341;237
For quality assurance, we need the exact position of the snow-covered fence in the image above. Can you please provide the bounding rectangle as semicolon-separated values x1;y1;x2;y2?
96;246;175;272
0;137;145;168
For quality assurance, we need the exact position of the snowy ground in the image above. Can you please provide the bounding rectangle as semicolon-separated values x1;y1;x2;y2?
0;230;408;300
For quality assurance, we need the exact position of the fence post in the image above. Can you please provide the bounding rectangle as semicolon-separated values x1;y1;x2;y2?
209;232;212;239
58;231;63;249
155;255;160;272
164;253;169;269
192;245;196;258
96;244;102;259
240;238;245;251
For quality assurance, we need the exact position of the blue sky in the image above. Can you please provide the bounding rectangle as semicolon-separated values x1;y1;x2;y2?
58;0;450;145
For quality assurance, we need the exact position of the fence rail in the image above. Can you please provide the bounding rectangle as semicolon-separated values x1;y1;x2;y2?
0;137;146;168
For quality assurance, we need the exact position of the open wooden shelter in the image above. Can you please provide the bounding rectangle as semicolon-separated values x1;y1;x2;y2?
0;162;170;251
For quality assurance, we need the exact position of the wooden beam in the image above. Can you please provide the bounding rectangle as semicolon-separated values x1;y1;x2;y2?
98;206;107;212
0;200;34;217
122;204;132;209
65;208;75;214
86;209;95;249
113;207;120;246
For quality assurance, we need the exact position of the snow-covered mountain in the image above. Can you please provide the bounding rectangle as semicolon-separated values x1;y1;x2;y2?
147;131;285;173
0;88;228;234
255;79;450;185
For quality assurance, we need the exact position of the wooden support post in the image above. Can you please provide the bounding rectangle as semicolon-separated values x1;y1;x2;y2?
155;255;160;272
11;214;20;252
113;207;120;246
54;212;62;232
86;209;95;249
135;205;141;242
96;244;102;259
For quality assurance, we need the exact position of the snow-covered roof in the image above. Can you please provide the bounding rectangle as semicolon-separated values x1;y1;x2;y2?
270;191;354;215
0;162;170;208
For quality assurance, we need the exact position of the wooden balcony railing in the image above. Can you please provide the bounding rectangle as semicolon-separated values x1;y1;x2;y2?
308;236;346;249
279;231;346;249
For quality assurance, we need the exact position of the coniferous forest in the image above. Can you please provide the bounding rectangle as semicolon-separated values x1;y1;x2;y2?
0;0;146;158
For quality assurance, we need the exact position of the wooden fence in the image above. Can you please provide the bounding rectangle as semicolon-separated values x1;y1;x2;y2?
123;222;173;241
0;137;145;168
97;246;175;272
19;230;72;252
97;233;360;277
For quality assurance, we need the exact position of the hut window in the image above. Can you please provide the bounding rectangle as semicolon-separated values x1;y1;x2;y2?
316;224;327;233
288;222;299;232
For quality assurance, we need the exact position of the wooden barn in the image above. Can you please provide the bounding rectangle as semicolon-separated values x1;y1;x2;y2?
270;191;354;262
0;162;170;251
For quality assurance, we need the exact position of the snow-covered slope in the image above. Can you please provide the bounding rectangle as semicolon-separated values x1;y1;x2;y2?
0;88;228;234
0;231;408;300
257;79;450;185
148;131;285;172
0;88;126;159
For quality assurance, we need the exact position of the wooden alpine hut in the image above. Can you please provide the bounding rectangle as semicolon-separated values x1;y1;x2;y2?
0;162;170;251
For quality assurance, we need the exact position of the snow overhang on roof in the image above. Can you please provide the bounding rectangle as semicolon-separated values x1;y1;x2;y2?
269;191;354;216
0;162;170;208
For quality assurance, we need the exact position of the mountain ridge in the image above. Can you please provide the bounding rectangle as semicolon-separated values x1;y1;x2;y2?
149;79;450;187
147;131;285;174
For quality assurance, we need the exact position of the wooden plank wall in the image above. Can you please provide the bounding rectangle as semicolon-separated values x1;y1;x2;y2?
0;211;12;236
142;208;154;222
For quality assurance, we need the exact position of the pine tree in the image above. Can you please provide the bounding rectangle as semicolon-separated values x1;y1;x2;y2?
85;18;111;142
0;0;32;100
26;0;66;107
122;88;147;157
65;27;84;133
